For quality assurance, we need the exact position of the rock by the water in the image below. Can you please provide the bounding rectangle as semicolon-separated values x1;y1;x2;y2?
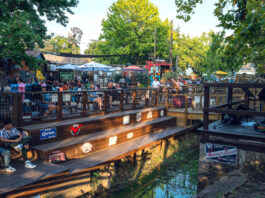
197;170;247;198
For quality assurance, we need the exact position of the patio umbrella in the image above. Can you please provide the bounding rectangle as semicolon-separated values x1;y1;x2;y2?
215;70;228;75
123;65;144;71
56;64;77;70
76;61;113;72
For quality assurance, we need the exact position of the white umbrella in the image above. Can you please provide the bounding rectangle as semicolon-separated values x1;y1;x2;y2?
77;61;113;72
56;64;77;70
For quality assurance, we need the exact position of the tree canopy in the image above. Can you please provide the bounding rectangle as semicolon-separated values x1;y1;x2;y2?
0;0;78;68
41;36;81;54
95;0;171;64
175;0;265;72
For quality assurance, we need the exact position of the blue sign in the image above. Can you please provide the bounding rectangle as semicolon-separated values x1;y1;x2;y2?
40;128;57;140
205;143;237;165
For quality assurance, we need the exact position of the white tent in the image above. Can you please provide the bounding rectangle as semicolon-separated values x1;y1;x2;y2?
76;61;113;72
56;64;78;70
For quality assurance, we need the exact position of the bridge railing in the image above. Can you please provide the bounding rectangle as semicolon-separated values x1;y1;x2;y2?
0;88;158;127
203;83;265;130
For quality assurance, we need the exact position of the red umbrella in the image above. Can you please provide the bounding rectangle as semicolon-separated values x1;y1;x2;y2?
123;65;144;71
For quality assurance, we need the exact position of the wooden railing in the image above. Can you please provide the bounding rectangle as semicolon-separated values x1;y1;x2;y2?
0;88;158;127
203;83;265;130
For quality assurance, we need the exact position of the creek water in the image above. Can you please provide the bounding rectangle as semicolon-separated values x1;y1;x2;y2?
98;135;199;198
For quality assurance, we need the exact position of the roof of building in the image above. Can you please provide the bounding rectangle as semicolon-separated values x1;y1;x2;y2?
43;53;91;65
25;51;45;60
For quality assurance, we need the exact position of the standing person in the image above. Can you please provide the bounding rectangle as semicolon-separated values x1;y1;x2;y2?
171;78;183;93
151;78;160;88
46;72;54;91
0;119;36;170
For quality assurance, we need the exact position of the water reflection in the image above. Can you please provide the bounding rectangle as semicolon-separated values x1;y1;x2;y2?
103;136;199;198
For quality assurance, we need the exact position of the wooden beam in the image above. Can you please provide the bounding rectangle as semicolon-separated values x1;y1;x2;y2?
203;86;209;130
204;83;265;89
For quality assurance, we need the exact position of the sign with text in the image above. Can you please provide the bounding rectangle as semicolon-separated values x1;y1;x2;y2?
40;128;57;140
205;143;237;165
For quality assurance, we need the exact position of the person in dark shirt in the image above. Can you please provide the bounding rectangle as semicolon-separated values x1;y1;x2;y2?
46;72;54;91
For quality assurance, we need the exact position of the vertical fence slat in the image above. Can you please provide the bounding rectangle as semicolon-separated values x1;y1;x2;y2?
203;86;210;130
82;92;87;117
57;92;63;121
120;90;124;112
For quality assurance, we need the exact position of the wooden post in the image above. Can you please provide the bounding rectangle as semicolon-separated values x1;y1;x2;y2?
166;88;169;111
184;94;188;126
104;91;108;115
227;87;233;108
12;94;23;126
119;90;124;112
155;89;158;107
192;86;195;111
82;92;87;117
203;86;210;130
12;94;19;126
145;90;149;108
57;92;63;120
17;94;23;126
132;90;137;109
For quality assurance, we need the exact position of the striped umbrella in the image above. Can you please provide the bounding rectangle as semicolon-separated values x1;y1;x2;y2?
123;65;144;71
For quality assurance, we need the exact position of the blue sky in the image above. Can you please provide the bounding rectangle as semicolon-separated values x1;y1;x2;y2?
46;0;221;52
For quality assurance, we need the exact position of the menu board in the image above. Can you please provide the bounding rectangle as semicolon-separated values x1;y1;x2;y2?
60;72;73;81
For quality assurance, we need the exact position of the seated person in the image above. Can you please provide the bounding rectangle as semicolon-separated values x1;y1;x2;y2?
107;82;116;108
0;119;36;171
89;84;103;110
40;87;58;118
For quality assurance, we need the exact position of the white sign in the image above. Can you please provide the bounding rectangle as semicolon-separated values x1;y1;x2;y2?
160;110;164;117
81;143;93;153
109;136;117;146
136;112;142;122
123;115;130;125
147;111;153;119
127;132;134;139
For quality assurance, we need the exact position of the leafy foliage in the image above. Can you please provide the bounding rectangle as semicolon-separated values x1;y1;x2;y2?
96;0;171;64
173;32;210;72
161;71;178;81
175;0;265;72
0;0;78;68
113;73;123;83
41;36;80;54
133;72;149;87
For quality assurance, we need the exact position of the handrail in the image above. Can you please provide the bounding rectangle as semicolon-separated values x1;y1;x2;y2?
0;87;158;127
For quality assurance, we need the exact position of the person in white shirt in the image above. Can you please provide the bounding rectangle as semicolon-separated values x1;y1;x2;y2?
152;78;160;88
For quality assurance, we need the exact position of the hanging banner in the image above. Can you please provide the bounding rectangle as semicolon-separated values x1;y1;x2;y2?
205;143;237;165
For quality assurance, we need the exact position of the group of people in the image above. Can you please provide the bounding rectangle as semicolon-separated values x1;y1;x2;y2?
151;77;185;93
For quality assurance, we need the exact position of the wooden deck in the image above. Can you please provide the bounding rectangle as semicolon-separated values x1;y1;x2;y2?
198;118;265;140
46;125;186;173
0;161;68;195
1;125;187;197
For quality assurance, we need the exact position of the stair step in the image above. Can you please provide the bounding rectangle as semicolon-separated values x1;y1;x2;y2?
62;126;186;173
22;107;167;146
34;116;176;161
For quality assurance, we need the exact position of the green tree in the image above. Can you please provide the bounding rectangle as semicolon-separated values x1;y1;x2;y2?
175;0;265;72
173;32;210;72
41;36;80;54
98;0;171;64
0;0;78;68
201;31;241;74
